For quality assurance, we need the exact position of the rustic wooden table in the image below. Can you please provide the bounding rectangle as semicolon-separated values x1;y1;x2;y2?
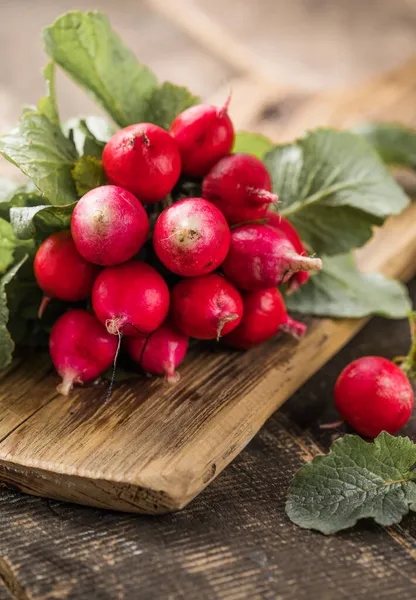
0;1;416;598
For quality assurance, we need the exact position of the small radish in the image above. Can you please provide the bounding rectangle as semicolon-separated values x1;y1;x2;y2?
125;321;188;383
71;185;149;266
170;99;234;177
202;153;278;225
92;261;169;336
34;230;100;318
50;309;118;396
224;288;306;349
153;197;230;277
265;211;310;293
222;224;322;291
171;274;243;340
334;356;414;438
102;123;181;203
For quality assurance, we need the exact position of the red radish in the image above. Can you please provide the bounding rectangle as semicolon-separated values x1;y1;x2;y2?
202;153;278;225
170;99;234;177
34;230;99;318
71;185;149;266
153;198;230;277
50;309;118;396
92;261;169;336
334;356;414;437
224;288;306;349
265;211;310;293
171;274;243;340
125;322;188;383
102;124;181;203
222;224;322;291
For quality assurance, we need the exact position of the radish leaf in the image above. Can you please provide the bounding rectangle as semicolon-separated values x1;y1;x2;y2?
286;432;416;534
286;253;411;319
353;122;416;169
264;129;409;255
43;11;199;128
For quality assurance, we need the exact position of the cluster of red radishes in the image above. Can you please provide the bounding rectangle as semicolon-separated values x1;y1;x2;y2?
34;100;323;395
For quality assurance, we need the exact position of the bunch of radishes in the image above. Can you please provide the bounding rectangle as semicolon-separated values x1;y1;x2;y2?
34;100;323;395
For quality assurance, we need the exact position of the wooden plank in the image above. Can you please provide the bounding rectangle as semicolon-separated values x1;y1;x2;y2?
0;60;416;514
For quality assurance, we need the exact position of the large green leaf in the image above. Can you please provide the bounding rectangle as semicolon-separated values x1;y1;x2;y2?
37;62;60;126
354;122;416;169
144;82;200;130
233;132;274;159
0;255;29;369
286;433;416;534
286;253;411;319
0;181;45;222
43;11;199;128
264;129;409;255
0;111;78;205
0;218;34;273
10;203;76;241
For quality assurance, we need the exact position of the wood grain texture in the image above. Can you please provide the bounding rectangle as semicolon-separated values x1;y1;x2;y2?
0;59;415;514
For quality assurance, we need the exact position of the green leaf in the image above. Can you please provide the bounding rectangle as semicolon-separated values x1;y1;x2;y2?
353;123;416;169
144;82;200;130
0;181;45;221
286;253;411;319
0;111;78;205
286;432;416;535
10;203;76;241
43;10;158;127
43;11;199;129
264;129;409;255
71;155;106;197
0;255;29;369
37;62;60;126
64;116;114;158
0;218;34;273
233;132;274;159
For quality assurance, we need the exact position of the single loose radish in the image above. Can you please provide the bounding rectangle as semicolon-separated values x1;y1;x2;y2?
102;123;181;203
71;185;149;266
171;274;243;340
334;356;414;437
125;321;188;383
224;288;306;349
170;100;234;177
202;154;278;225
222;224;322;291
34;230;100;318
265;211;310;293
92;261;169;336
153;197;230;277
50;309;118;396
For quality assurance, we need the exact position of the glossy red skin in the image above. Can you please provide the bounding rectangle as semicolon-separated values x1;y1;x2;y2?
102;123;181;203
153;198;230;277
50;309;118;395
334;356;414;437
222;224;322;291
92;261;170;336
224;288;306;349
125;321;188;382
71;185;149;266
170;104;234;177
265;211;309;291
202;154;277;225
34;230;99;301
171;274;243;340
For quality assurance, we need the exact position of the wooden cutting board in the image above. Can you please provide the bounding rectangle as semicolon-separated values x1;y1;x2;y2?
1;59;416;514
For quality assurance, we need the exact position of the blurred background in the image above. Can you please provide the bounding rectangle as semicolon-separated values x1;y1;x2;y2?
0;0;414;134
